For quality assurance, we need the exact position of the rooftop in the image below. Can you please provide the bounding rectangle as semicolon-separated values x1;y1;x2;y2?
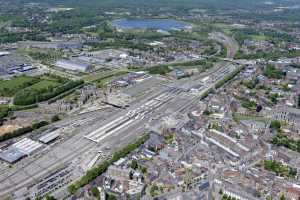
39;130;60;144
0;147;26;164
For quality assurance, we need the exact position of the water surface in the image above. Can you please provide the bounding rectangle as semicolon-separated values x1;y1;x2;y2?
113;19;189;31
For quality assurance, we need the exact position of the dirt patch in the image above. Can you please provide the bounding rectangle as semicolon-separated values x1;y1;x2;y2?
0;124;23;136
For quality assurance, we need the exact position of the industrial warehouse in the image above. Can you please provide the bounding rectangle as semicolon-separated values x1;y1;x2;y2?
0;130;61;164
55;59;93;72
0;138;43;164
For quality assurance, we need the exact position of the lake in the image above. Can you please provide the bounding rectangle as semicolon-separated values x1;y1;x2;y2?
113;19;189;31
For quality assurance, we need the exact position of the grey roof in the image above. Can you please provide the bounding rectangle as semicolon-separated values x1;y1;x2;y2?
286;106;300;115
55;59;91;72
240;120;266;129
12;138;43;155
0;147;26;163
39;130;60;144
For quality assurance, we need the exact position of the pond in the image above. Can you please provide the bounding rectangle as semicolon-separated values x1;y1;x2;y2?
113;19;189;31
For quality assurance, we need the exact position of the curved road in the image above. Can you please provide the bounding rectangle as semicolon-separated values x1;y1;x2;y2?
209;32;239;59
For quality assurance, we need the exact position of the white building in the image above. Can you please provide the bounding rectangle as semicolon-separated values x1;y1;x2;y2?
273;106;300;130
55;59;92;72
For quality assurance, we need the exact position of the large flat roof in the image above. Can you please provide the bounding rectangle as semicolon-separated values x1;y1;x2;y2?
0;147;26;164
286;106;300;115
12;138;43;155
39;130;60;144
55;59;91;72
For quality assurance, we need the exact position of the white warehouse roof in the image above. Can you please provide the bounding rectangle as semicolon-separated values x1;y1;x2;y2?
0;51;10;56
12;138;43;155
39;130;60;144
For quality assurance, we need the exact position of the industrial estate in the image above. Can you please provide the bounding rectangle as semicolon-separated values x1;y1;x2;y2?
0;0;300;199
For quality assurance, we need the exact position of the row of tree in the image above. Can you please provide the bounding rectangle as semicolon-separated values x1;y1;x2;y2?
0;31;47;44
215;66;245;89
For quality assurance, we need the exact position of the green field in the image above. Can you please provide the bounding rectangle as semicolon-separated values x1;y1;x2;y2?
232;113;269;123
0;76;40;97
14;79;84;106
83;69;129;82
252;34;267;41
27;80;61;91
0;74;83;106
0;74;67;98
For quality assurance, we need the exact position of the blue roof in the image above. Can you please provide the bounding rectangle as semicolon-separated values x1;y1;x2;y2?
0;147;26;163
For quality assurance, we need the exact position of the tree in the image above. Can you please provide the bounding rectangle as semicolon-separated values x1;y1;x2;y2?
219;189;223;195
139;165;147;174
51;115;60;122
45;195;57;200
263;65;283;79
280;194;285;200
203;110;211;116
270;120;281;131
107;194;117;200
266;196;273;200
268;93;279;104
68;184;77;194
0;106;10;121
222;194;228;200
91;187;100;197
130;160;138;169
32;121;49;130
150;184;159;197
